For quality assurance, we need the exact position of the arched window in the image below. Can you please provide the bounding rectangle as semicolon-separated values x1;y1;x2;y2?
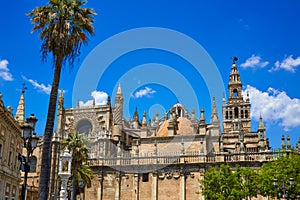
229;111;233;119
241;110;244;118
233;89;238;98
76;119;93;135
225;111;228;119
234;107;239;118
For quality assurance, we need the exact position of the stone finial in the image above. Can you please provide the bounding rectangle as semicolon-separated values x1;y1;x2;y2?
258;115;265;131
199;107;205;124
281;134;286;150
8;106;13;113
287;134;291;150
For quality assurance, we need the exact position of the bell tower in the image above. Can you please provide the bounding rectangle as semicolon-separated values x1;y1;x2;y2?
222;57;251;134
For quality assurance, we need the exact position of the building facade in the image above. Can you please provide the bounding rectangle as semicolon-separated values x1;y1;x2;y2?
47;61;299;200
0;93;23;200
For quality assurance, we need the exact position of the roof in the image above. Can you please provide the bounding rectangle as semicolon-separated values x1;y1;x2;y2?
157;117;194;136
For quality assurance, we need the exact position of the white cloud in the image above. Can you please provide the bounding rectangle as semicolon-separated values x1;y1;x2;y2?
22;76;51;94
0;59;13;81
240;55;269;69
79;90;108;107
133;87;156;99
28;79;52;94
269;55;300;73
242;85;300;130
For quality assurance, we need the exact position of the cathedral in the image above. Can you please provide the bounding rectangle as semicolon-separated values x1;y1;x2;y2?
44;60;276;200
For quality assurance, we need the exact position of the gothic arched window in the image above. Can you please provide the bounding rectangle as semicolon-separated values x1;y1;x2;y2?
76;119;93;135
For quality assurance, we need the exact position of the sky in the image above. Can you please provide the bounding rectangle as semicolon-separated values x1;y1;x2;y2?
0;0;300;149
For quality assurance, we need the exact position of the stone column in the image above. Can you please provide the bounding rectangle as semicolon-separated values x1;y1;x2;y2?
151;172;158;200
98;174;103;200
132;174;139;200
115;173;120;200
199;169;205;200
180;175;186;200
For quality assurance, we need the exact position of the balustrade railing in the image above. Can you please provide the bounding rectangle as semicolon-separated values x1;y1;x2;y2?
87;151;279;167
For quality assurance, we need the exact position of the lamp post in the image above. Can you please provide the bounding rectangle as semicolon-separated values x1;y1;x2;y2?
58;149;72;200
19;114;39;200
273;177;298;199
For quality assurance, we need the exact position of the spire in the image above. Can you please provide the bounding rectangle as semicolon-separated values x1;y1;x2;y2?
58;90;64;110
16;87;26;125
142;110;147;127
117;83;122;95
56;90;65;134
210;97;220;125
107;96;111;106
200;107;205;124
114;84;124;125
133;107;139;129
258;115;265;131
134;107;139;122
155;111;159;124
191;108;196;121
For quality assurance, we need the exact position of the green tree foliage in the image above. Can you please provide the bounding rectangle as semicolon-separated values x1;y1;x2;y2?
236;165;258;199
201;164;259;200
201;152;300;199
257;151;300;199
62;132;93;200
201;164;245;200
27;1;96;199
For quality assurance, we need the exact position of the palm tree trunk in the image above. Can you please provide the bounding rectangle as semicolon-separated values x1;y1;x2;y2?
38;57;63;200
72;167;78;200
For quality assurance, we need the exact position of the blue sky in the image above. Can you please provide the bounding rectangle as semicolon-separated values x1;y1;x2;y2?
1;0;300;149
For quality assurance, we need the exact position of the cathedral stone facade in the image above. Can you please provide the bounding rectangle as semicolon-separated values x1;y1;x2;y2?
48;61;290;200
0;93;23;200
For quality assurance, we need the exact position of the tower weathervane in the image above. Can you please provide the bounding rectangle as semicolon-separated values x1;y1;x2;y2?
232;56;238;64
21;83;28;93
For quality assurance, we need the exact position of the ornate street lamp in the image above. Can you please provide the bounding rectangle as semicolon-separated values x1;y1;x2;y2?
273;177;297;199
19;114;39;200
58;149;72;200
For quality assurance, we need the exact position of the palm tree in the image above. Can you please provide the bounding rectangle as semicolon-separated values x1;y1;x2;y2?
77;162;93;200
61;132;92;200
27;0;96;199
